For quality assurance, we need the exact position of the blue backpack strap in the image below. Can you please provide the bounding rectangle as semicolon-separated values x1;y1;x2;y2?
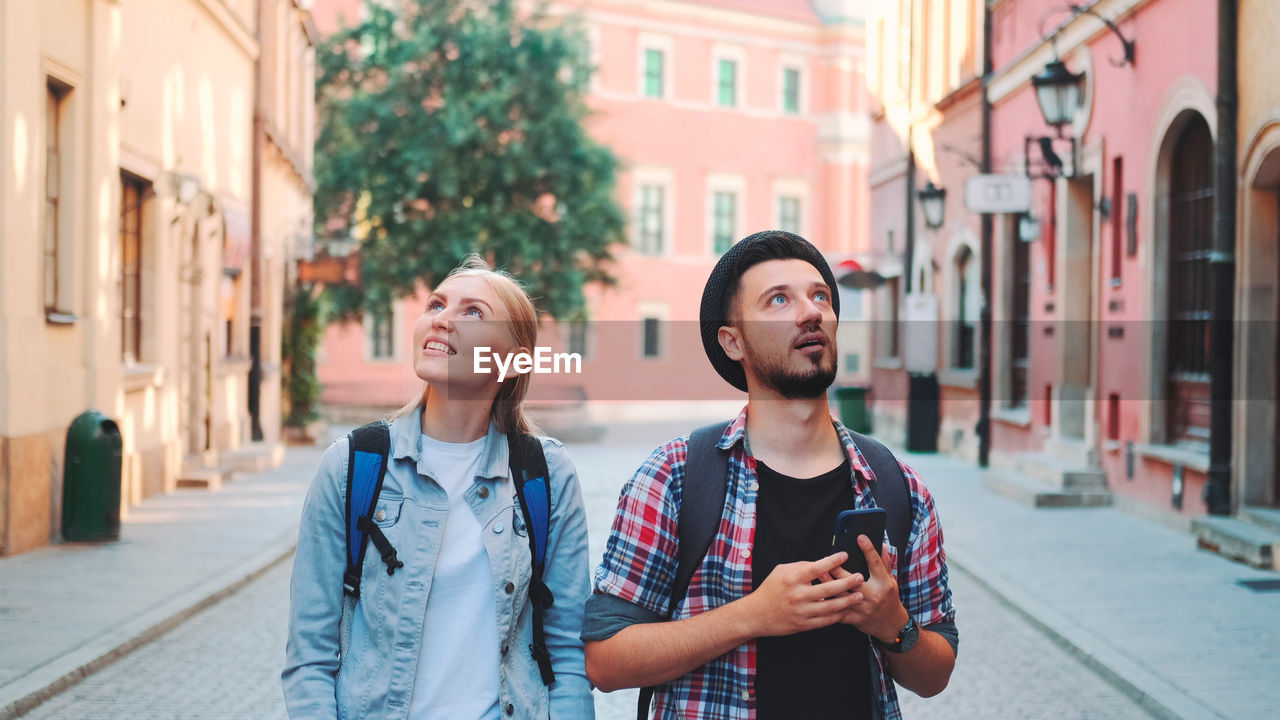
850;431;912;589
343;421;401;599
638;421;731;720
507;432;556;686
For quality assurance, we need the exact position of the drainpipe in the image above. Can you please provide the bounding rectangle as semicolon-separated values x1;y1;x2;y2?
1205;0;1237;514
977;0;994;468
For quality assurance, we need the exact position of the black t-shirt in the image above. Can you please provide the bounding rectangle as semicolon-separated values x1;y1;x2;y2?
752;458;873;720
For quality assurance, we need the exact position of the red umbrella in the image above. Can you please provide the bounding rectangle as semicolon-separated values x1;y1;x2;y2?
835;258;886;290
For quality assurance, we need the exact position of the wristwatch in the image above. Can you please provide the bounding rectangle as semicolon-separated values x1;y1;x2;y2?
877;616;919;654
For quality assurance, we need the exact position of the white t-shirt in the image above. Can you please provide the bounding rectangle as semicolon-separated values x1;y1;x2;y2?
408;432;501;720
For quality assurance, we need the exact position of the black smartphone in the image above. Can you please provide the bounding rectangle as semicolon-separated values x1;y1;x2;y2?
831;508;886;578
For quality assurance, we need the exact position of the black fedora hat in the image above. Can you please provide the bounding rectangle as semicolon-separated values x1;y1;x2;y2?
698;231;840;391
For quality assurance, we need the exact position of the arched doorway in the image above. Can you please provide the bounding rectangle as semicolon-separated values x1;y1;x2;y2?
1165;115;1215;447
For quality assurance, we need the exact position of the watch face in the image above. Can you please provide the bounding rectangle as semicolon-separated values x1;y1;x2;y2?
898;618;920;652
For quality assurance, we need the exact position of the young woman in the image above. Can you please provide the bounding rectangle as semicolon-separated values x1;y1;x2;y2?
283;256;594;719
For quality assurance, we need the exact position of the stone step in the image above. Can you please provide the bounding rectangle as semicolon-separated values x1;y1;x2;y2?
1042;437;1095;468
1016;453;1108;490
1241;506;1280;535
221;443;286;474
982;469;1113;508
1192;515;1279;570
175;467;230;490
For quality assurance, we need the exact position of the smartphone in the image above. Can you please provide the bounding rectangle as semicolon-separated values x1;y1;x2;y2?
831;508;886;578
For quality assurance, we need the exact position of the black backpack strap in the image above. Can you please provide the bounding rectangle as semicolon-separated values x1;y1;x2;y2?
343;421;399;599
508;433;556;687
850;431;912;589
638;422;731;720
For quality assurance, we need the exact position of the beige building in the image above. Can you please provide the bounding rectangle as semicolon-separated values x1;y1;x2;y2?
0;0;315;556
1236;0;1280;515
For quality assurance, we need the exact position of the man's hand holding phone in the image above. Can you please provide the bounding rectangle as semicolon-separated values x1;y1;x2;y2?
826;535;910;644
740;553;868;638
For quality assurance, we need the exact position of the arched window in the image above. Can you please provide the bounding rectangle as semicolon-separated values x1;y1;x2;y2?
1166;115;1213;446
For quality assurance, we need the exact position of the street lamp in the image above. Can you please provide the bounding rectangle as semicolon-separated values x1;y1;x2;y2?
918;181;946;230
1031;59;1083;133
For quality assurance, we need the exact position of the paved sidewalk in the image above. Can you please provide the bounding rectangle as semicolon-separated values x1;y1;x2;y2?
895;448;1280;720
0;442;325;720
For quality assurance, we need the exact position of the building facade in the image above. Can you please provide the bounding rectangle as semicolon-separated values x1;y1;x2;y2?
865;0;986;459
1234;0;1280;524
313;0;875;421
867;0;1280;546
0;0;315;556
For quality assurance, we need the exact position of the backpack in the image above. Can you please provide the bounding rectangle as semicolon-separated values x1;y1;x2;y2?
338;421;558;686
637;421;913;719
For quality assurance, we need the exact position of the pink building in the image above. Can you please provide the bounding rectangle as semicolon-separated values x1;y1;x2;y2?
312;0;875;421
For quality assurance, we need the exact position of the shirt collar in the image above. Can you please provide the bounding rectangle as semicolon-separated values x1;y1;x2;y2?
723;404;880;485
388;406;512;480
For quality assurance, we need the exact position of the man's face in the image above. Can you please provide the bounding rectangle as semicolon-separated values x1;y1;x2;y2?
723;258;838;398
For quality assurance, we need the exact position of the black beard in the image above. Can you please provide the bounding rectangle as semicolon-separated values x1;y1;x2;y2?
743;330;838;399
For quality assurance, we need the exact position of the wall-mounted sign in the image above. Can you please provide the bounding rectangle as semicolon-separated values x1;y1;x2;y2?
964;174;1033;214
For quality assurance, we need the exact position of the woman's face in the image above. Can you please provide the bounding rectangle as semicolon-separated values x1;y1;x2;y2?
411;274;519;394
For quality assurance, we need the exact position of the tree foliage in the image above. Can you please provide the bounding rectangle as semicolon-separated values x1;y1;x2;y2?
314;0;624;320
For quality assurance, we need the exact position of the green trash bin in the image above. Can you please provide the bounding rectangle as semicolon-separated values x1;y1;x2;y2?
62;409;123;542
834;386;872;434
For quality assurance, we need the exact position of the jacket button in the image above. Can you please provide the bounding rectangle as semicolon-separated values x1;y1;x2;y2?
494;521;505;534
505;703;515;716
505;582;515;594
478;486;489;499
375;509;387;522
501;644;509;656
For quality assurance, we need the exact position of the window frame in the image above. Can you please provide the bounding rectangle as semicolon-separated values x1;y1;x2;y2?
631;167;675;257
44;77;75;320
638;34;674;101
711;44;746;109
120;171;151;363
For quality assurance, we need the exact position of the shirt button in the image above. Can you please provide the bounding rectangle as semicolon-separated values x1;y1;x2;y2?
740;548;751;560
748;481;759;492
478;486;490;499
505;582;515;594
740;690;750;701
494;521;505;534
505;703;515;716
374;509;386;522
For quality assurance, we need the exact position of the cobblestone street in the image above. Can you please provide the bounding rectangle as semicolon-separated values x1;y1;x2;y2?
19;424;1157;719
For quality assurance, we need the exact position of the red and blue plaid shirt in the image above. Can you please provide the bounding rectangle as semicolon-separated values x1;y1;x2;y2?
592;408;955;719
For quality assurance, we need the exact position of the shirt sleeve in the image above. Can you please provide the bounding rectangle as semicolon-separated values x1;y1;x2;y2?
897;460;957;633
538;439;596;719
587;442;683;625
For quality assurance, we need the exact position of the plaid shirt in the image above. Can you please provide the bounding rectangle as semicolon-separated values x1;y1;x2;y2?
592;408;955;720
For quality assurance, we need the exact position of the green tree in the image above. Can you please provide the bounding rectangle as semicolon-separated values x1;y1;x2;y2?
315;0;624;319
282;282;324;426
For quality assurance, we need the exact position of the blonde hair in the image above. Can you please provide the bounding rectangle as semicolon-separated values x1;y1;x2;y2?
390;254;541;435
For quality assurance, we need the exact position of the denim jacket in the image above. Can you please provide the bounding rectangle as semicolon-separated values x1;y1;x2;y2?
282;410;595;720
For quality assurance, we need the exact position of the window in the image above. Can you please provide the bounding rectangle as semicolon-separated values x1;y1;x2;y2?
367;305;396;360
644;48;664;99
1166;115;1214;446
568;318;589;359
1111;155;1124;283
782;67;801;114
642;317;661;358
717;59;737;107
120;173;150;361
953;246;975;369
636;184;665;255
45;79;72;316
778;196;801;234
1009;218;1031;408
713;191;736;254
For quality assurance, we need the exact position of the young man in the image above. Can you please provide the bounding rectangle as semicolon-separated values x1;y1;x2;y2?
583;232;957;719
